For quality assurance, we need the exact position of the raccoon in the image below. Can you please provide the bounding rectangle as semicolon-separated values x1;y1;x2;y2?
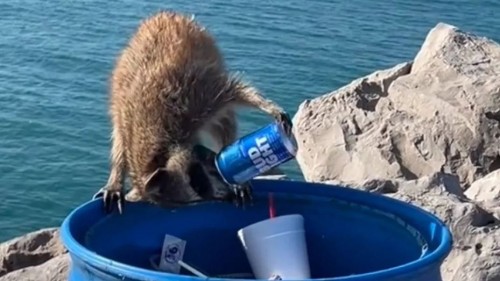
97;10;292;213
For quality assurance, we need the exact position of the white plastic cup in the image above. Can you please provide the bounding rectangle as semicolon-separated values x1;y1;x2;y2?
237;214;311;280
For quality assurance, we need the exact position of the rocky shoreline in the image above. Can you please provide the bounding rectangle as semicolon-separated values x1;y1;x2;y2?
1;22;499;281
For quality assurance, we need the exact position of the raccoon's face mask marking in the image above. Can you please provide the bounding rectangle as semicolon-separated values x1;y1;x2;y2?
190;145;233;199
140;145;235;206
142;167;197;205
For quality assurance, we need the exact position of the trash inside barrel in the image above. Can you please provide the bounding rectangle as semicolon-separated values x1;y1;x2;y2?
60;180;453;281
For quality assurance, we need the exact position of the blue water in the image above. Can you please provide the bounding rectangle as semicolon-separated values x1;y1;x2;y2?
0;0;498;242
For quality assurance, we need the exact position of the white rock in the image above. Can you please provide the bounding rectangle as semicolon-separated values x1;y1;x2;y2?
293;22;500;189
0;254;69;281
296;22;500;281
465;170;500;202
0;228;67;277
465;170;500;221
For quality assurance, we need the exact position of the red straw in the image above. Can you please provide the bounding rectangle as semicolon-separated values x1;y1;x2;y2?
268;193;276;219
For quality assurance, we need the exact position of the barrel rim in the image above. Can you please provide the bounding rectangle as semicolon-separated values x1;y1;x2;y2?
60;179;453;281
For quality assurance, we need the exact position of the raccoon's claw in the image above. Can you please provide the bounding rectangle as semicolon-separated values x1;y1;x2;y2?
100;186;125;214
92;188;105;200
277;112;293;137
231;182;253;208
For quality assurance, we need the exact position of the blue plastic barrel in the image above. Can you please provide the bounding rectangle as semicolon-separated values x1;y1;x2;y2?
60;180;453;281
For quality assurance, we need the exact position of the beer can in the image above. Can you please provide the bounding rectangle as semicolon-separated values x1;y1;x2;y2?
215;121;297;185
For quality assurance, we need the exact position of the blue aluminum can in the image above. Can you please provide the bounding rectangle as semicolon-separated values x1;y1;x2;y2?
215;121;297;185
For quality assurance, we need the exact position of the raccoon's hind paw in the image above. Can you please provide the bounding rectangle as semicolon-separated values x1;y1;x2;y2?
98;185;125;214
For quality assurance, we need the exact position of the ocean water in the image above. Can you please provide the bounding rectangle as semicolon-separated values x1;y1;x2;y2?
0;0;498;242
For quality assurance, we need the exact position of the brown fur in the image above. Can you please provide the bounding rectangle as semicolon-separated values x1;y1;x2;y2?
99;10;291;212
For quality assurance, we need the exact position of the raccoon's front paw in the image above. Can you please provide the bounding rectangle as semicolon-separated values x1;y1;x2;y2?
99;184;125;214
277;111;293;137
230;182;253;208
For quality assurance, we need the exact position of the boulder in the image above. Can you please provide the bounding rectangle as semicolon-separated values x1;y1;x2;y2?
465;169;500;203
294;22;500;281
0;254;69;281
0;228;67;277
293;22;500;189
465;170;500;220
